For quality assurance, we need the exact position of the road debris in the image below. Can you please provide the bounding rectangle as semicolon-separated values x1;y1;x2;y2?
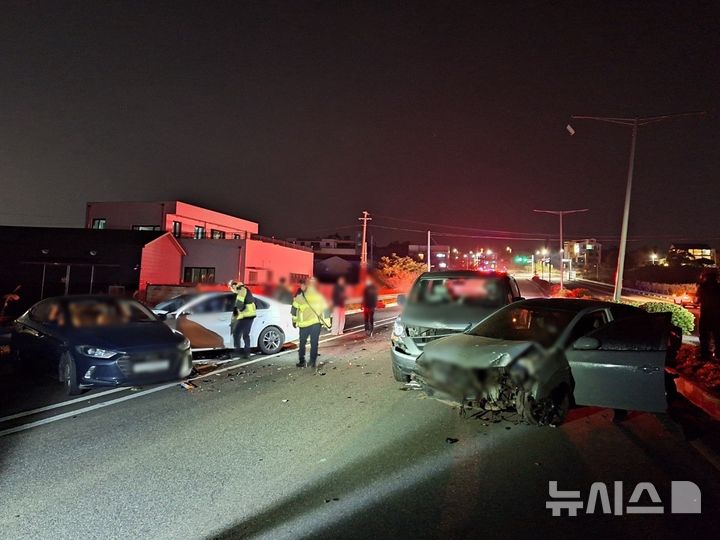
282;399;289;403
180;381;197;391
445;437;459;444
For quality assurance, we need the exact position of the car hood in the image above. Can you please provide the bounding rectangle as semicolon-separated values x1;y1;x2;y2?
71;322;180;350
420;333;537;369
400;303;499;331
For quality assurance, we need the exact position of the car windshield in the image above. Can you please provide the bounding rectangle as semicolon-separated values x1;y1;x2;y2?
65;298;157;328
467;304;577;347
409;276;508;308
154;294;195;312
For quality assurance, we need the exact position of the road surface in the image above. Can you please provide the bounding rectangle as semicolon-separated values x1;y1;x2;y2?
1;280;719;539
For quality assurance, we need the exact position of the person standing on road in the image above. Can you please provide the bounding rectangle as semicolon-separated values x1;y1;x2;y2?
696;268;720;360
331;276;347;335
362;279;379;336
291;278;330;368
229;280;257;359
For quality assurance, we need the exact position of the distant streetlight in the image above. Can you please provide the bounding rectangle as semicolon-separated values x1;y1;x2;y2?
567;110;705;301
534;209;588;290
650;253;658;265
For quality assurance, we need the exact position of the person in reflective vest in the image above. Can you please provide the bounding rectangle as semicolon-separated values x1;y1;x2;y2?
229;280;257;358
291;278;330;368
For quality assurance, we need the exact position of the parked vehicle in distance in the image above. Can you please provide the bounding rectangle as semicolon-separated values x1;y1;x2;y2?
415;298;679;425
673;291;697;308
11;296;193;395
153;292;298;354
390;271;523;382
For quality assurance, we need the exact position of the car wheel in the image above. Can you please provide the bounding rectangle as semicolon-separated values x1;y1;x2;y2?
392;362;411;383
59;353;81;396
517;386;570;426
258;326;284;355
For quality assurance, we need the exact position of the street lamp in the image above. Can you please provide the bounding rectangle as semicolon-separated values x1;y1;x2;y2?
567;111;705;301
534;209;588;291
650;253;658;265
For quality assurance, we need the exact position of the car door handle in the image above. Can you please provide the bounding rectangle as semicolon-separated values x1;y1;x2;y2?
637;365;660;373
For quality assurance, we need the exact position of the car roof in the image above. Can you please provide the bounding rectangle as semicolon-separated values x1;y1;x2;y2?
416;270;510;280
39;294;134;304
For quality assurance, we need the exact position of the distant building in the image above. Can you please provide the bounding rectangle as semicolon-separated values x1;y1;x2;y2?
408;244;452;269
667;243;716;267
84;201;313;288
564;238;602;270
287;236;359;258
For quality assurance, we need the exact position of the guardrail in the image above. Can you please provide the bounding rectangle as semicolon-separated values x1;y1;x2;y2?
574;278;675;302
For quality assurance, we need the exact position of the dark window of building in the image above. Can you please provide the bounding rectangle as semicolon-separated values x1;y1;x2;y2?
92;218;106;229
132;225;161;231
248;271;259;283
211;229;226;239
183;267;215;283
233;233;242;240
172;221;182;238
290;273;309;284
194;226;206;239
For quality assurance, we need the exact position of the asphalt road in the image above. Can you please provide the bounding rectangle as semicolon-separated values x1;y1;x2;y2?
1;281;719;539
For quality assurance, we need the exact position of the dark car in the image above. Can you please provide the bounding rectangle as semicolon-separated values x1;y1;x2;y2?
11;295;193;395
415;298;680;425
391;271;523;382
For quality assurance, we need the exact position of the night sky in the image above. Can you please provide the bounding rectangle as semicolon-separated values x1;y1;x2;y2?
1;1;718;251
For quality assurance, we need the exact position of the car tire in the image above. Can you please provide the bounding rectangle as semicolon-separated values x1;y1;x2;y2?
392;362;411;383
59;353;81;396
517;385;570;426
258;326;284;355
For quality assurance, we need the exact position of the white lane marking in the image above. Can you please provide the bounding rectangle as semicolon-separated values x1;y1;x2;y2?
0;386;129;424
0;383;177;437
0;317;396;437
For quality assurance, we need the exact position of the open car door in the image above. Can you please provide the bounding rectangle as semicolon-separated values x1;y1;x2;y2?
566;313;671;413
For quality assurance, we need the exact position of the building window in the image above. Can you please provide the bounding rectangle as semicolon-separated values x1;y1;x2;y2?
211;229;226;239
194;226;206;239
172;221;182;238
290;273;309;284
92;218;106;229
183;267;215;283
248;271;259;283
132;225;161;231
233;233;243;240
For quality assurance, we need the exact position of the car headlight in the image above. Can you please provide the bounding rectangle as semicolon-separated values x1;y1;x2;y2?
173;331;191;350
392;319;405;337
76;345;119;359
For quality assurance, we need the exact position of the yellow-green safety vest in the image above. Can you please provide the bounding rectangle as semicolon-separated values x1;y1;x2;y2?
291;289;330;328
234;288;257;320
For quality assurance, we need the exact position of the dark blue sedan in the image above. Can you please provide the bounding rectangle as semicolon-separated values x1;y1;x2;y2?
11;295;193;395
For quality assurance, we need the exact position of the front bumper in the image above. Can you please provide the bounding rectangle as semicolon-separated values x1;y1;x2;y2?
391;346;419;377
74;349;193;388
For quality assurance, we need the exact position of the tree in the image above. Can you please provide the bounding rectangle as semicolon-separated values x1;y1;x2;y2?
376;255;426;291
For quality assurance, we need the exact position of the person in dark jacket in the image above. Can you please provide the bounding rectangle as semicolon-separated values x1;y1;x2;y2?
331;276;347;335
273;277;294;305
362;279;379;336
697;268;720;360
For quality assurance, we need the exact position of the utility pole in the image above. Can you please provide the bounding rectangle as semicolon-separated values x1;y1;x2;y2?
359;211;372;270
534;209;588;291
568;110;704;301
426;230;431;272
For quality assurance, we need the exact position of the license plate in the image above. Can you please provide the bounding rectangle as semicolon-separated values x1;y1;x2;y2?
133;360;170;373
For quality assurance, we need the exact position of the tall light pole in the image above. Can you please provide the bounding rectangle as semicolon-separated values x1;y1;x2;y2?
426;230;431;272
534;209;588;291
358;211;372;270
567;111;705;301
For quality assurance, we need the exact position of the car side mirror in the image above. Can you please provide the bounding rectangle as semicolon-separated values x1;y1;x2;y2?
573;336;600;350
397;294;406;306
180;311;192;317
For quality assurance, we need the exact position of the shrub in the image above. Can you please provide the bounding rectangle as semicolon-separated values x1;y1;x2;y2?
376;255;426;291
637;301;695;335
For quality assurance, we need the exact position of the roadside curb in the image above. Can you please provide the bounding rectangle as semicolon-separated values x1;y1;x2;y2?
674;374;720;421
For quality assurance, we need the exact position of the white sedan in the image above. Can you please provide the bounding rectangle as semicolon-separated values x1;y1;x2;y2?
153;292;298;354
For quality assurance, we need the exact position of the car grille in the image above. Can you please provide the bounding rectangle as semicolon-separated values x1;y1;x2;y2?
407;326;461;349
115;350;183;378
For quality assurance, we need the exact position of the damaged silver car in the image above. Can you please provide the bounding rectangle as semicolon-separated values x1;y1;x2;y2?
415;299;679;425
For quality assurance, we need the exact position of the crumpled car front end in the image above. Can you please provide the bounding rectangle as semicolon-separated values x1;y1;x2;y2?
414;334;573;425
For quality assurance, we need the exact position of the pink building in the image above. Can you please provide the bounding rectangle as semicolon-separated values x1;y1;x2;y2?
85;201;313;290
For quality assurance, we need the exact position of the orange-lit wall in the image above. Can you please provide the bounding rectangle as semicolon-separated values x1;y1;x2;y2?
243;239;314;285
139;234;184;289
